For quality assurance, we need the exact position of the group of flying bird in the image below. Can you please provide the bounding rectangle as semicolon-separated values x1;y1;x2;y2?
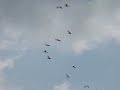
44;30;71;60
56;3;70;9
43;2;90;89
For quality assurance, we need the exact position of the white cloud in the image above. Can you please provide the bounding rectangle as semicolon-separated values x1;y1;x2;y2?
72;40;92;54
0;58;14;70
54;81;70;90
53;81;98;90
0;57;24;90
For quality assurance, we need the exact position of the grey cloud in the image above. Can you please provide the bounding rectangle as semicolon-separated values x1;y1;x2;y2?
0;0;120;53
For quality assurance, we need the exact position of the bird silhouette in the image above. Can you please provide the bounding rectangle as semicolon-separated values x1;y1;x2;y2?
66;74;70;78
43;50;48;53
47;56;52;59
56;6;62;9
72;65;76;69
84;85;89;88
65;4;70;7
67;30;71;34
55;39;61;41
45;44;50;46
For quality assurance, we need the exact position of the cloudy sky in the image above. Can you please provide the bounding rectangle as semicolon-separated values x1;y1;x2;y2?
0;0;120;90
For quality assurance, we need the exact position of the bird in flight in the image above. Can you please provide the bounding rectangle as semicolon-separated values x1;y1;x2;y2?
56;6;62;9
43;50;48;53
55;39;61;41
67;30;71;34
72;65;76;69
47;56;52;59
84;85;89;88
45;44;50;46
66;74;70;78
65;4;70;7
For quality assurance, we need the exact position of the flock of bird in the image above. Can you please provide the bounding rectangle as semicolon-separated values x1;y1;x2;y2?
56;3;70;9
42;2;90;89
44;29;71;60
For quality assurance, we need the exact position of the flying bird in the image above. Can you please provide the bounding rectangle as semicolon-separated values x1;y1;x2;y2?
72;65;76;69
56;6;62;9
47;56;52;59
65;4;70;7
66;74;70;78
67;30;71;34
43;50;48;53
84;85;89;88
55;39;61;41
45;44;50;46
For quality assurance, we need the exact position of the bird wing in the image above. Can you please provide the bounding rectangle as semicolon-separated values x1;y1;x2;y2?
74;66;76;68
45;44;48;46
66;74;70;78
67;30;71;34
55;39;60;41
60;6;62;9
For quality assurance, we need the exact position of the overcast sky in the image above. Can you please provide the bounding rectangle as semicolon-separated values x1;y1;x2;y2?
0;0;120;90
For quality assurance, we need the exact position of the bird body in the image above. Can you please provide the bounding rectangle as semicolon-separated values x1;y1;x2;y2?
66;74;70;78
47;56;52;59
55;39;61;41
72;65;76;69
44;50;48;53
84;85;89;88
67;30;71;34
45;44;50;46
56;6;62;9
65;4;70;7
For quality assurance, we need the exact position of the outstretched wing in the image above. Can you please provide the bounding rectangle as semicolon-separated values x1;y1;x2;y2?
55;39;61;41
45;44;50;46
67;30;71;34
66;74;70;78
47;56;50;59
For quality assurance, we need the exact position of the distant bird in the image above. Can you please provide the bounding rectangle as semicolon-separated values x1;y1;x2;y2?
45;44;50;46
43;50;48;53
47;56;52;59
67;30;71;34
56;6;62;9
84;85;89;88
65;4;70;7
72;65;76;69
66;74;70;78
55;39;61;41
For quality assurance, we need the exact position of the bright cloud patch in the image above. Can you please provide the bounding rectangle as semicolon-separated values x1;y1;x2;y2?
54;81;70;90
72;40;92;54
0;57;23;90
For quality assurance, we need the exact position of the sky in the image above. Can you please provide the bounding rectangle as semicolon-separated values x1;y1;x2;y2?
0;0;120;90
